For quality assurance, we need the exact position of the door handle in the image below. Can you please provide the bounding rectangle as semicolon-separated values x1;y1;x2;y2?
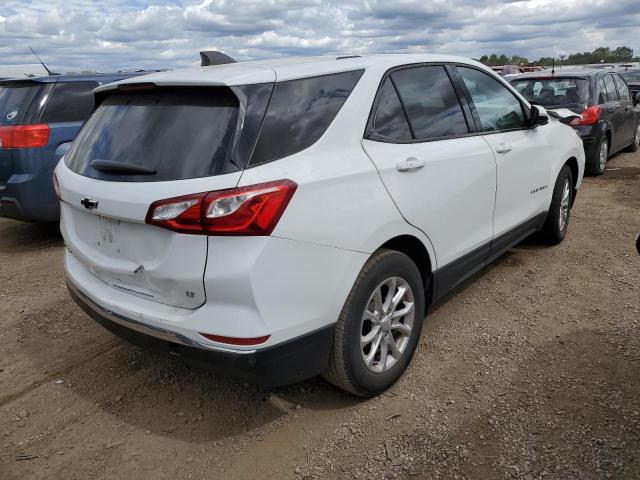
495;142;512;154
396;157;425;172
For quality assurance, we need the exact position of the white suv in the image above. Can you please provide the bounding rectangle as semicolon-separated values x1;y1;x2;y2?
56;55;585;396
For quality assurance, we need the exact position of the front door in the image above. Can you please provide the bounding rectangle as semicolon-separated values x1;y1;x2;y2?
454;66;551;240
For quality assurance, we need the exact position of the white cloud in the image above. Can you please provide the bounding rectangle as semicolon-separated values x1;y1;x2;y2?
0;0;638;72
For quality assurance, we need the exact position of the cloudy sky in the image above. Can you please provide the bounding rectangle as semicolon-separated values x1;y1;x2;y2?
1;0;639;72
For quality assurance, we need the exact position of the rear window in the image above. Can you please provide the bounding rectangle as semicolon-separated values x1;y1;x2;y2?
64;88;239;182
511;77;589;109
0;84;45;125
40;81;98;123
249;70;363;166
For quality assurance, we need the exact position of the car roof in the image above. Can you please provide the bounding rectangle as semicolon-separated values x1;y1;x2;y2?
0;71;160;86
96;54;487;92
508;69;619;81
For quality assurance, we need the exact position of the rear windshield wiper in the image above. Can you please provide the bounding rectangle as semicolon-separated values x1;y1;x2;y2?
90;159;157;175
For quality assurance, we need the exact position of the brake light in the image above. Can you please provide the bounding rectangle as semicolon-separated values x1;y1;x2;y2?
570;105;602;126
53;172;61;200
145;179;297;236
199;333;270;346
0;124;50;148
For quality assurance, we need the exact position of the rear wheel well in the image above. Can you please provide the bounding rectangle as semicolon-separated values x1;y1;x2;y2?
564;157;579;206
380;235;433;307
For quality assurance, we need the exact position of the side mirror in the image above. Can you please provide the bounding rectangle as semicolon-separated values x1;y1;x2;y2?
634;92;640;106
528;105;549;127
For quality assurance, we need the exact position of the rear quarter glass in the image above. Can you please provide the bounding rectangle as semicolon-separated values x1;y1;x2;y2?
64;87;241;182
0;84;48;126
249;69;364;166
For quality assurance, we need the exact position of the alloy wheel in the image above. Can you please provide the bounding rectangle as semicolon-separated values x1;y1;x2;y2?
599;139;608;171
360;276;415;374
559;178;571;232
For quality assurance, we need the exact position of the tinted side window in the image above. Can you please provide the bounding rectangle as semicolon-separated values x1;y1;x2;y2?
613;75;631;101
369;78;412;141
458;67;526;131
40;82;99;123
391;66;468;140
598;78;609;103
0;84;46;126
603;75;618;101
250;70;363;166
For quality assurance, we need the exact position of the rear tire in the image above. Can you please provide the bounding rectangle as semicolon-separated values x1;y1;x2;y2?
625;122;640;152
540;165;573;245
324;249;425;397
585;136;608;176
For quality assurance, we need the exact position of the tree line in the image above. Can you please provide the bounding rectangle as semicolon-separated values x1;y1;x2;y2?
478;46;638;67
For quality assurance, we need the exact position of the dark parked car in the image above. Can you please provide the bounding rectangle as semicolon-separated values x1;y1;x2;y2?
510;70;640;175
618;68;640;101
0;72;152;222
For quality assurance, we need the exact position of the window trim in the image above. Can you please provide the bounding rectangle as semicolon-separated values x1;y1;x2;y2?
452;64;532;136
364;62;534;145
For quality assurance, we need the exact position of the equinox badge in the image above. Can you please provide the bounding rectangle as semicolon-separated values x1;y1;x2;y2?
81;197;99;210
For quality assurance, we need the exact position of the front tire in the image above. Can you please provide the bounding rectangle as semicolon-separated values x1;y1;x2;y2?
540;165;573;245
324;249;425;397
586;135;608;176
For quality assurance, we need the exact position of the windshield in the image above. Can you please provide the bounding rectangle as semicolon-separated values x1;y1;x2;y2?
64;87;239;182
510;77;589;110
0;84;44;125
620;70;640;83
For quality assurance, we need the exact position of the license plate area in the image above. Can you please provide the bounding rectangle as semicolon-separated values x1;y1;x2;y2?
97;215;121;253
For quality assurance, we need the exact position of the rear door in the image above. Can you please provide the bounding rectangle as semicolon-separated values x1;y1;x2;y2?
59;86;248;309
602;73;626;151
612;73;635;144
454;65;550;241
362;65;497;275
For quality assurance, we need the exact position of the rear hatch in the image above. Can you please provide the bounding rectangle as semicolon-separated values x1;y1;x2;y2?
510;77;589;113
59;86;253;309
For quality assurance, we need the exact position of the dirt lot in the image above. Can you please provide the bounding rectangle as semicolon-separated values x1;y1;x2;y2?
1;151;639;480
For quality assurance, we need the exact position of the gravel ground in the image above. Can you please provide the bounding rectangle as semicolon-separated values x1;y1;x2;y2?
1;151;638;480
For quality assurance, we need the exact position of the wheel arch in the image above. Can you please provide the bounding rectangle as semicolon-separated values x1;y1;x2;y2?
564;156;579;206
379;234;434;307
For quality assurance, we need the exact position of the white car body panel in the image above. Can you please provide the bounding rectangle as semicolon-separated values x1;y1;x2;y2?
362;136;497;267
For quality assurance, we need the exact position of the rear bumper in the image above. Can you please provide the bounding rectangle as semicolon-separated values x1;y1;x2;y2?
0;172;59;222
68;280;335;387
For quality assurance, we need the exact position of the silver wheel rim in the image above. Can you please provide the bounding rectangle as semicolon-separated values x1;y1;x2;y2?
599;139;608;171
360;276;415;374
635;125;640;148
559;178;570;232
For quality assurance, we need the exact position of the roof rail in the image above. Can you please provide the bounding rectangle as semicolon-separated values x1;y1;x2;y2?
200;51;236;67
336;55;361;60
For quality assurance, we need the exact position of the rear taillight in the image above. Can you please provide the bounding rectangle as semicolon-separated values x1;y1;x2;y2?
0;124;50;149
53;172;61;200
145;179;297;236
570;105;602;126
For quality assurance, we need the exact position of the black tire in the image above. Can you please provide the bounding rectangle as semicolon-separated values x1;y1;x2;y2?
585;135;608;176
540;165;573;245
625;122;640;152
323;249;425;397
